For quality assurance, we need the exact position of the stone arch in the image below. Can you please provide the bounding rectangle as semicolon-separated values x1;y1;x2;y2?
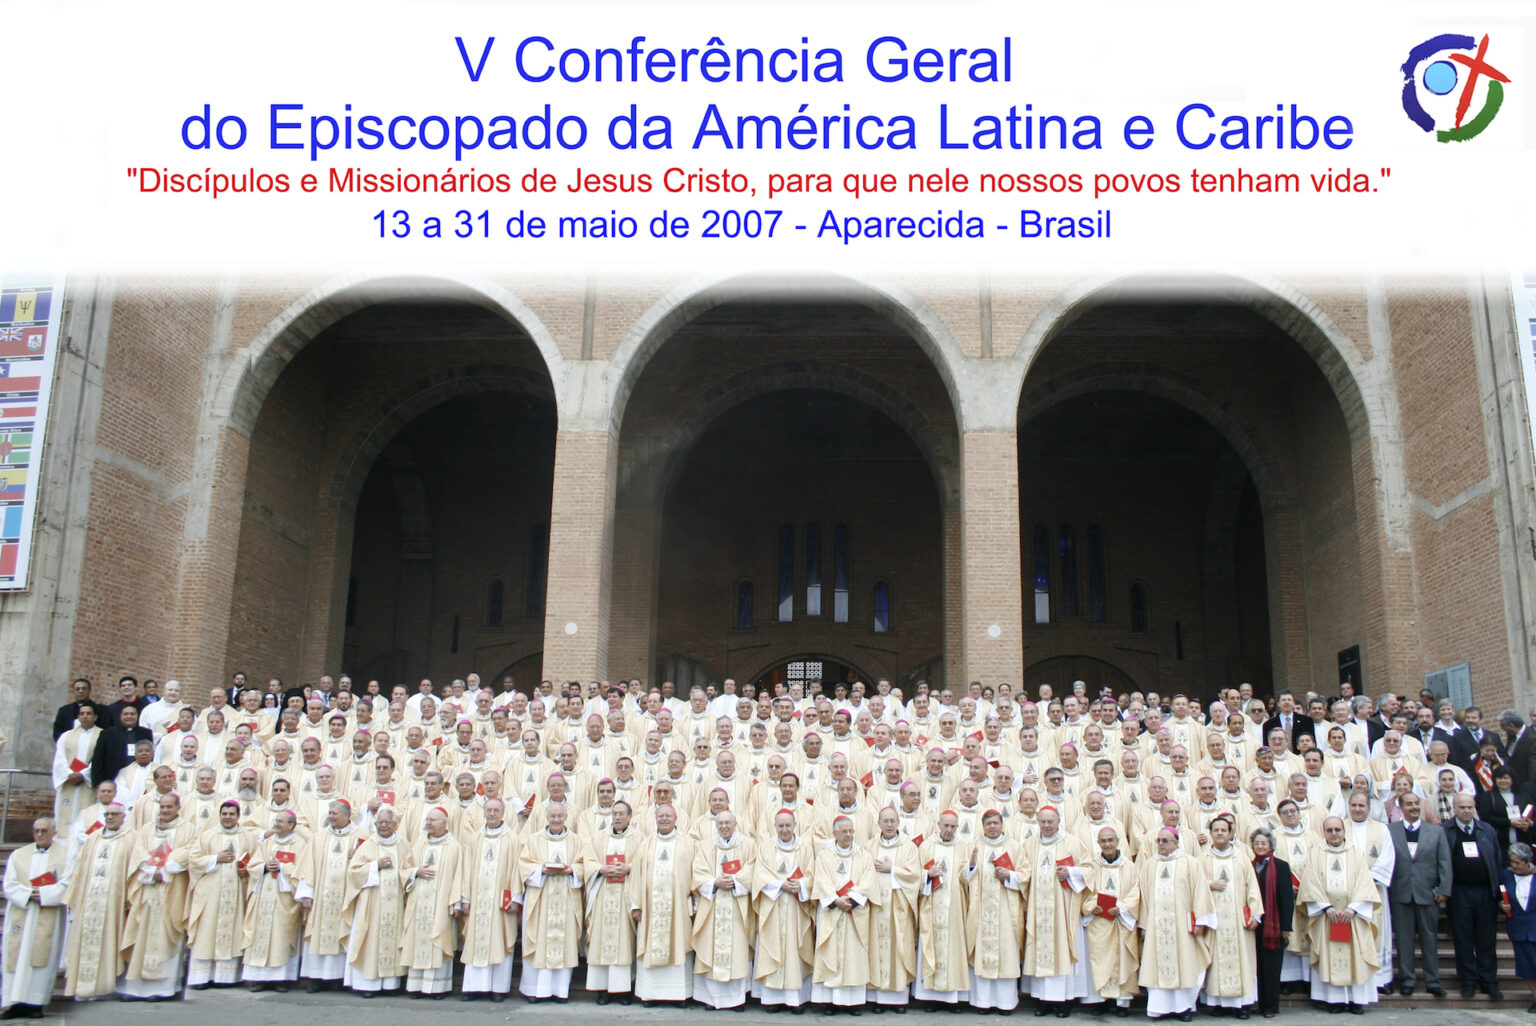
1010;274;1377;446
213;273;568;438
606;274;970;434
624;361;961;510
327;364;556;507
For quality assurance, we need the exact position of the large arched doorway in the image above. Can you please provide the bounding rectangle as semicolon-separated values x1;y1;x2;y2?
611;290;961;690
226;297;557;687
1017;290;1364;698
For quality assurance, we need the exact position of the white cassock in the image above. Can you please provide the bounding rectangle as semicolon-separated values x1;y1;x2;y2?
1346;818;1396;989
2;845;68;1009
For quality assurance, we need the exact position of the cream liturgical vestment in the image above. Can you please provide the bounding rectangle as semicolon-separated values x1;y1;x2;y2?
752;835;817;1007
242;829;305;983
916;837;970;1002
400;831;463;994
1200;843;1264;1008
185;822;261;987
1300;841;1381;1007
1081;842;1142;1007
863;832;922;1005
457;823;520;994
691;831;757;1007
1136;849;1216;1017
2;842;69;1011
298;823;360;981
344;828;414;993
1021;831;1091;1002
964;831;1027;1010
517;826;584;999
632;828;696;1001
811;841;876;1006
120;815;200;997
583;825;641;995
63;822;135;998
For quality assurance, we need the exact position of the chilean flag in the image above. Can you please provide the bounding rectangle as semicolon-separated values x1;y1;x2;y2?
0;364;41;397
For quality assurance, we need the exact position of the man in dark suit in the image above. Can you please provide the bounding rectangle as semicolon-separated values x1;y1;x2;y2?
1388;793;1452;996
1452;706;1507;773
1502;709;1536;791
90;702;153;787
99;675;146;731
1352;696;1386;750
1477;764;1536;862
1445;793;1505;999
1263;689;1314;755
51;677;105;740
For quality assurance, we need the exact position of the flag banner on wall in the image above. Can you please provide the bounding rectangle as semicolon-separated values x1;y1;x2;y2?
0;272;63;590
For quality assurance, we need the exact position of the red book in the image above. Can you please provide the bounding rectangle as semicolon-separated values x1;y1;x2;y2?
476;783;485;796
722;859;743;875
1243;905;1255;929
501;889;514;911
912;833;924;848
85;820;102;835
836;879;855;897
275;850;297;865
523;793;536;811
1096;891;1118;917
605;853;626;866
29;871;56;887
916;735;929;746
1290;871;1301;890
244;721;260;732
147;843;172;868
991;851;1015;871
969;731;984;741
376;791;395;805
987;759;1000;768
787;866;803;882
924;858;942;889
860;772;875;789
69;758;88;773
863;736;877;748
1329;920;1352;943
1056;854;1075;887
237;853;251;869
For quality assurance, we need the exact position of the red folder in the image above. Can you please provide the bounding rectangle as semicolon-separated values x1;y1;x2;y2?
1096;891;1117;917
787;866;803;882
29;871;56;887
1243;906;1255;929
275;850;297;865
237;853;251;869
1329;920;1352;943
969;731;984;741
722;859;743;875
991;852;1015;871
924;859;942;890
836;879;855;897
912;834;924;848
376;791;396;805
860;772;875;789
1056;855;1075;887
69;758;88;773
85;821;102;835
606;853;626;866
523;793;536;811
863;737;877;748
916;735;929;746
147;843;172;868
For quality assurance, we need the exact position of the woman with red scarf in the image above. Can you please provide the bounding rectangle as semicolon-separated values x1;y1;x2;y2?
1248;827;1296;1018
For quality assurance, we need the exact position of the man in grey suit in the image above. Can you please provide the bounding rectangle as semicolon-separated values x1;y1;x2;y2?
1388;792;1452;996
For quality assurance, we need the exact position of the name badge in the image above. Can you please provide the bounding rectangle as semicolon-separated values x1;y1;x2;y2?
1463;841;1480;858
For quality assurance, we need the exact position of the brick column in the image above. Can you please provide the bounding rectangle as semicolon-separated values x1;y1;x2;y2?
541;429;619;681
960;429;1025;684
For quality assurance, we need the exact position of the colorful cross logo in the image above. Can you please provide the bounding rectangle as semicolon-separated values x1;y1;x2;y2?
1401;33;1511;142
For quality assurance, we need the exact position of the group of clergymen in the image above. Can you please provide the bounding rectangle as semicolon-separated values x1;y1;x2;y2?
6;674;1511;1020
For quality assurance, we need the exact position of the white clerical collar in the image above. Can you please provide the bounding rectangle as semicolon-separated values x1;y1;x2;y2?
833;843;854;857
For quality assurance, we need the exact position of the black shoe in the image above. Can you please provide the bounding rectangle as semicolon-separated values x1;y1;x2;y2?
360;992;378;998
1378;986;1395;997
1462;988;1477;999
892;1007;905;1015
491;994;506;1003
23;1011;42;1020
1178;1013;1193;1023
1526;1001;1536;1013
1037;1008;1050;1018
1428;985;1446;997
1236;1012;1250;1021
1327;1007;1342;1016
461;994;478;1002
1399;984;1414;997
1056;1008;1071;1019
273;984;290;993
1348;1005;1363;1015
869;1007;883;1015
596;994;609;1006
307;981;326;993
791;1008;804;1016
1491;987;1506;1001
620;995;633;1005
1115;1009;1130;1019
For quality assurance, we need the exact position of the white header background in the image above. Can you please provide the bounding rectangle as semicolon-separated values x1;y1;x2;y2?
5;0;1532;273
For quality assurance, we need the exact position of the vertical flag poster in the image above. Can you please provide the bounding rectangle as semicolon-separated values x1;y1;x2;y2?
1518;273;1536;480
0;273;63;590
